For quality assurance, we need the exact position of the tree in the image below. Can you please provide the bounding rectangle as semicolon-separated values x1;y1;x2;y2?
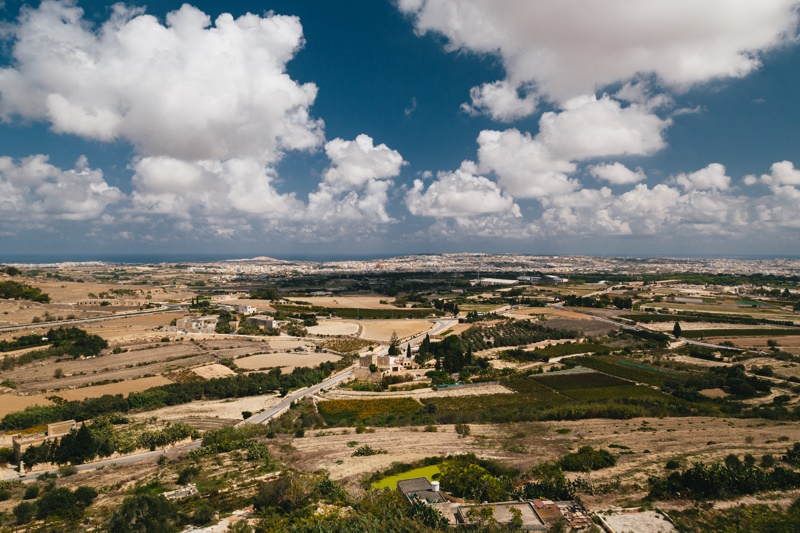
108;494;179;533
13;501;35;524
406;343;412;358
54;367;64;379
673;321;682;338
388;331;400;356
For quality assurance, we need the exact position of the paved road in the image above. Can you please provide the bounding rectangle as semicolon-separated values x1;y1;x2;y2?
239;368;355;426
18;440;203;481
0;305;181;333
374;317;458;356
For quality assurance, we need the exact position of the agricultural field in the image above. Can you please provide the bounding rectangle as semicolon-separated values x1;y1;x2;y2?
235;352;341;372
306;321;360;336
317;397;421;425
357;319;434;342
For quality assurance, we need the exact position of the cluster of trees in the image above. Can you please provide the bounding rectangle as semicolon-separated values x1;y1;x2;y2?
1;327;107;371
648;449;800;500
431;298;459;314
250;287;281;300
438;454;517;503
0;280;50;303
563;294;632;309
415;335;490;377
2;363;338;430
13;485;97;525
22;419;197;466
668;364;772;401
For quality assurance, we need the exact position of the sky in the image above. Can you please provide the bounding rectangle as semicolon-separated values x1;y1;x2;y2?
0;0;799;259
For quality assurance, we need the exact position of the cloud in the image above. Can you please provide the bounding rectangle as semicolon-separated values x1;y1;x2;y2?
476;129;577;199
461;80;538;122
404;96;417;117
536;95;671;160
0;2;323;163
0;154;123;225
323;134;406;190
405;161;520;217
673;163;731;191
399;0;800;117
756;160;800;187
589;162;646;185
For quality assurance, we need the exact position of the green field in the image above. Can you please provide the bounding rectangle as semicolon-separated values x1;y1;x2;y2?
373;465;441;490
682;328;800;339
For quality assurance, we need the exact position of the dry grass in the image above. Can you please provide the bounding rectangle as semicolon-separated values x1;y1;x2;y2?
192;364;236;380
307;321;360;336
0;393;53;418
357;320;434;342
235;352;341;372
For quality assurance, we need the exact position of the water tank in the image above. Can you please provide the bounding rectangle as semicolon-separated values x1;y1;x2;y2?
430;481;440;492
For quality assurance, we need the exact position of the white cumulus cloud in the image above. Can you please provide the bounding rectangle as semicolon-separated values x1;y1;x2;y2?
476;129;577;199
673;163;731;191
0;154;123;225
405;162;520;217
323;134;406;190
399;0;800;117
536;95;671;161
589;162;646;185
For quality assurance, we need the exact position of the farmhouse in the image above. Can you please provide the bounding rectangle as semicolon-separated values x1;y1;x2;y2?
176;315;218;334
245;316;278;329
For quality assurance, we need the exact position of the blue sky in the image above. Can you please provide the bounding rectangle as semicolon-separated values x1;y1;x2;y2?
0;0;799;258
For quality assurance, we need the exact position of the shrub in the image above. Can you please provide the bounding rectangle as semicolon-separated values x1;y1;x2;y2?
13;501;35;524
665;459;681;470
23;485;39;500
560;446;616;472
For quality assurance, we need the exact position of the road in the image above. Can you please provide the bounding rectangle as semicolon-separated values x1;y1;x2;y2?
239;368;355;426
373;317;458;356
0;305;181;333
589;314;745;352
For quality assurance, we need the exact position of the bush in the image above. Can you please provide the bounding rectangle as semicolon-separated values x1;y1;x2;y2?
665;459;681;470
560;447;617;472
59;464;78;477
23;485;40;500
177;466;201;485
13;501;36;524
455;423;471;437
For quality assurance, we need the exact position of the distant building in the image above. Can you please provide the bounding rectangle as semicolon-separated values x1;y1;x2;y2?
13;420;76;462
176;315;218;334
245;316;277;329
397;477;446;504
517;275;542;283
235;305;256;315
543;275;567;284
470;278;519;286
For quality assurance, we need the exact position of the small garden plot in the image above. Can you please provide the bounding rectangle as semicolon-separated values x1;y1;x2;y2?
532;371;628;390
373;464;441;489
502;375;566;395
317;397;421;425
575;356;687;388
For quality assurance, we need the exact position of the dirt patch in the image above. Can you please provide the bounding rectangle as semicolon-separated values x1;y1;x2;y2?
357;320;434;342
506;307;592;320
307;321;360;336
698;388;728;398
323;383;513;400
236;352;341;373
192;364;236;380
289;425;500;481
598;510;676;533
293;296;397;309
135;394;283;423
